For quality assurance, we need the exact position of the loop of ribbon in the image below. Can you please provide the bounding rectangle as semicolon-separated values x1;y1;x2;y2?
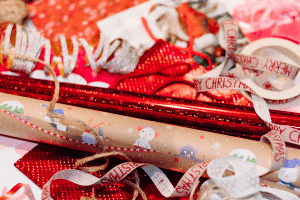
40;158;300;200
3;24;49;74
194;19;300;149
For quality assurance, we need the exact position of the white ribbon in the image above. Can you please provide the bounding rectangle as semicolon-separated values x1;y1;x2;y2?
2;24;138;77
193;19;300;148
2;24;51;74
203;158;300;200
41;157;300;200
59;35;79;76
80;33;139;74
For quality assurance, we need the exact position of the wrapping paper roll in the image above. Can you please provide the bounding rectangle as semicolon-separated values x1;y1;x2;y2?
1;91;300;187
2;74;300;141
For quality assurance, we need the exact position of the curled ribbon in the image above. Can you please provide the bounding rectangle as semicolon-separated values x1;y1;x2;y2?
201;158;300;200
28;19;300;200
1;24;140;76
40;158;300;199
3;24;50;74
193;19;300;149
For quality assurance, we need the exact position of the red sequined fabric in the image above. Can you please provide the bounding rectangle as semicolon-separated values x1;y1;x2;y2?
15;143;202;200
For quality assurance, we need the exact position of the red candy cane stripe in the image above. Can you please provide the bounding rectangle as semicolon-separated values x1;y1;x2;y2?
1;109;159;153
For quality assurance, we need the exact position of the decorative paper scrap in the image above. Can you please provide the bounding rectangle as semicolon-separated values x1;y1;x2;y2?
40;157;300;199
15;143;192;200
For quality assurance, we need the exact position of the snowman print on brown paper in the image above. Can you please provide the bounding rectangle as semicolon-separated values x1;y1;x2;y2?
133;126;159;150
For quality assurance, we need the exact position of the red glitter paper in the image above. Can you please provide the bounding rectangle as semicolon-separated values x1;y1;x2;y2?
0;32;246;106
110;40;250;106
15;143;199;200
2;74;300;141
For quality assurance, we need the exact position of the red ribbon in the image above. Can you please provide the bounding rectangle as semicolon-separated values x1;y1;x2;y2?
0;183;28;200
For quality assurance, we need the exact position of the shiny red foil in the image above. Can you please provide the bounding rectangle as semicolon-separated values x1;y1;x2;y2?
112;40;250;107
1;74;300;140
15;143;195;200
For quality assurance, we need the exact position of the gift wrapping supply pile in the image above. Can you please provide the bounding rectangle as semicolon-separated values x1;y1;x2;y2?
43;20;300;199
0;19;299;199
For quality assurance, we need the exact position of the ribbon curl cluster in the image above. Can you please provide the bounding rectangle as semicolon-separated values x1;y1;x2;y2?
0;23;140;77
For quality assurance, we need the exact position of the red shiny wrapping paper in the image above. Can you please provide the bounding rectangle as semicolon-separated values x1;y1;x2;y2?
1;74;300;141
15;143;196;200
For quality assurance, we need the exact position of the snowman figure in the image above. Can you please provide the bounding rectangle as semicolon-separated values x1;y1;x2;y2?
278;158;300;192
43;105;68;132
133;126;159;150
82;126;104;145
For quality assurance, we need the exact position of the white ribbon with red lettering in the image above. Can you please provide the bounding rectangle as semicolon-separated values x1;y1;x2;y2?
41;157;300;200
193;19;300;149
42;161;209;199
194;22;300;101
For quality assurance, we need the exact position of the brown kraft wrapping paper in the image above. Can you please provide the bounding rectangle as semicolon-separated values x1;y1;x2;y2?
1;92;300;188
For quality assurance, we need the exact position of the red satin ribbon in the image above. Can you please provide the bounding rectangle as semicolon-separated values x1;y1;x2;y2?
0;183;27;200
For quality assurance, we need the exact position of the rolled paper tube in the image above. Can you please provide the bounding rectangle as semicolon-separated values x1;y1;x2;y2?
1;91;300;187
1;74;300;140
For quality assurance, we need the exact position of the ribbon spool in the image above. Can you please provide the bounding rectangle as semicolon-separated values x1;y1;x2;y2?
237;37;300;110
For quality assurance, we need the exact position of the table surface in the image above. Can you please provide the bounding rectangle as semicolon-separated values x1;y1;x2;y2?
0;0;245;199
